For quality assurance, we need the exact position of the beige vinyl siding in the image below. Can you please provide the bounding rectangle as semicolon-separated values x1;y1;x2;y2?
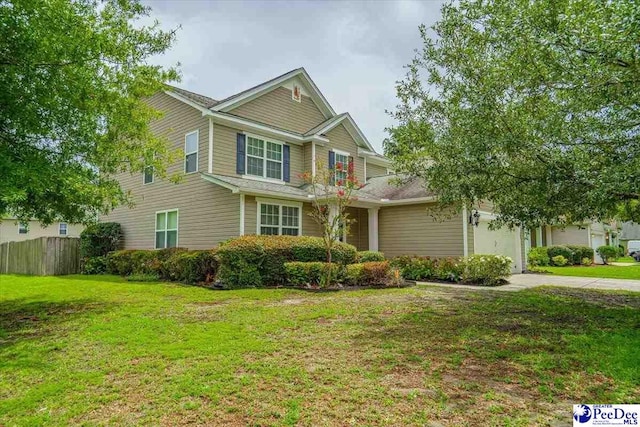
550;225;590;246
244;196;322;238
231;87;327;134
345;207;368;251
213;123;306;186
303;142;313;176
316;124;365;183
101;92;239;249
378;203;465;259
366;163;387;179
0;220;84;244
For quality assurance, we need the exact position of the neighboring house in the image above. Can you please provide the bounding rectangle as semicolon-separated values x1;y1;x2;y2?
0;219;84;244
101;68;524;273
526;222;620;264
620;222;640;251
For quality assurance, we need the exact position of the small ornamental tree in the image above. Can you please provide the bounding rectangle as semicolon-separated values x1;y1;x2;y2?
301;160;363;287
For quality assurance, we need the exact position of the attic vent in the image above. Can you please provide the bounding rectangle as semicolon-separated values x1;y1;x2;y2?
292;84;301;102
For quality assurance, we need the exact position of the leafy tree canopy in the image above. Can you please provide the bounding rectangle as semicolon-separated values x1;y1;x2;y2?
0;0;179;224
385;0;640;228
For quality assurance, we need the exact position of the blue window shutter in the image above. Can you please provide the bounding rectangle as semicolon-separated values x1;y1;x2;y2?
236;133;245;175
328;151;335;169
283;145;290;182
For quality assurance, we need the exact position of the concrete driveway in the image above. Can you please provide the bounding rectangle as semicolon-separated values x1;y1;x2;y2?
419;273;640;292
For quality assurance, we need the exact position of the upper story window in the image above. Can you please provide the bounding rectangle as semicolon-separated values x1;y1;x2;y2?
184;130;199;174
246;136;282;180
143;165;154;184
59;223;68;236
18;222;28;234
155;209;178;249
334;151;349;185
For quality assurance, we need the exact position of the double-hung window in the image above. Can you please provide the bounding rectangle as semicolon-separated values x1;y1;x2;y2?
59;223;68;236
246;136;282;180
18;222;28;234
334;151;349;185
143;165;154;184
155;210;178;249
184;131;198;173
258;201;300;236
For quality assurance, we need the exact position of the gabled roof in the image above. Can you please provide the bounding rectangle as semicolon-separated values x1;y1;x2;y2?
211;68;336;119
304;112;375;152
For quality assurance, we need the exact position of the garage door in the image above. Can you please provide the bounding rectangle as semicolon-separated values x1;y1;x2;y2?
473;221;522;273
591;233;605;264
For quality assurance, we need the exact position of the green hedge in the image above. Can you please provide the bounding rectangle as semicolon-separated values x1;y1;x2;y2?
390;254;511;286
217;235;357;288
283;262;343;288
596;245;618;264
80;222;122;274
527;245;594;267
357;251;385;262
344;261;391;286
106;248;217;285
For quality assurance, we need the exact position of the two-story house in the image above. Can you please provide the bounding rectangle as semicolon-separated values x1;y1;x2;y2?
102;68;525;273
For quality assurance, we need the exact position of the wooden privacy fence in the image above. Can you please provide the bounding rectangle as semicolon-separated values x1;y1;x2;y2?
0;237;81;275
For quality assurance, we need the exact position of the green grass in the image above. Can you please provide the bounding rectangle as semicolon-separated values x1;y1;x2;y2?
1;275;639;426
533;264;640;280
613;256;638;263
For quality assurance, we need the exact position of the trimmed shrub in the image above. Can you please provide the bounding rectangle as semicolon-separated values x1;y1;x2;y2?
82;256;108;275
80;222;122;274
390;256;435;281
284;262;342;288
345;261;391;286
547;246;574;262
164;250;218;284
581;257;593;266
460;255;512;286
596;245;618;264
357;251;385;262
80;222;122;259
528;247;550;267
217;235;357;288
433;257;463;282
551;255;568;266
566;245;594;265
105;248;188;277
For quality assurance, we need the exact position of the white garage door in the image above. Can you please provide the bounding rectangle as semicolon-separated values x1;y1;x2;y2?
591;233;605;264
474;221;522;273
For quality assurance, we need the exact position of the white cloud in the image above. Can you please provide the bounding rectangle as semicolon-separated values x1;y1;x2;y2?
143;0;444;152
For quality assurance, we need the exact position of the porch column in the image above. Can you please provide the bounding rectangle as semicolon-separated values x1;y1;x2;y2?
545;226;553;246
328;204;339;241
368;207;379;251
535;227;543;247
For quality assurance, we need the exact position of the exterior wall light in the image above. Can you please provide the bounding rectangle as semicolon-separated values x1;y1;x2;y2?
469;210;480;227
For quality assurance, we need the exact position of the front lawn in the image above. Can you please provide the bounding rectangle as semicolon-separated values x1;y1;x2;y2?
1;275;638;426
532;264;640;280
613;256;638;263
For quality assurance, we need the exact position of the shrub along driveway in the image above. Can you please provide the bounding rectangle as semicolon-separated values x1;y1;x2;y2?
1;275;638;426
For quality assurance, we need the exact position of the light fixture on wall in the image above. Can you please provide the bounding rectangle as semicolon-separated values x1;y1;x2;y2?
469;210;480;227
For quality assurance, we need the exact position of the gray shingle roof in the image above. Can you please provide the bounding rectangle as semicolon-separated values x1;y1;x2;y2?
202;173;433;203
166;85;219;108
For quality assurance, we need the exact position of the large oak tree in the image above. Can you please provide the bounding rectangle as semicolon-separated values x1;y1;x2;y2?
385;0;640;228
0;0;179;224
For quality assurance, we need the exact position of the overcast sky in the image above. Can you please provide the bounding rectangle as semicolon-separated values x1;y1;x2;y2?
143;0;445;153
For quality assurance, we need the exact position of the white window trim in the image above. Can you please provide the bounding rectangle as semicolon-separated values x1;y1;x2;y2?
333;149;350;185
155;209;179;249
256;198;302;236
244;132;284;183
184;130;199;174
59;222;68;236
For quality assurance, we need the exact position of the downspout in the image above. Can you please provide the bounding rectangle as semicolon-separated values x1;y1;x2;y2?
239;194;245;236
311;141;316;177
208;117;214;173
462;206;469;257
